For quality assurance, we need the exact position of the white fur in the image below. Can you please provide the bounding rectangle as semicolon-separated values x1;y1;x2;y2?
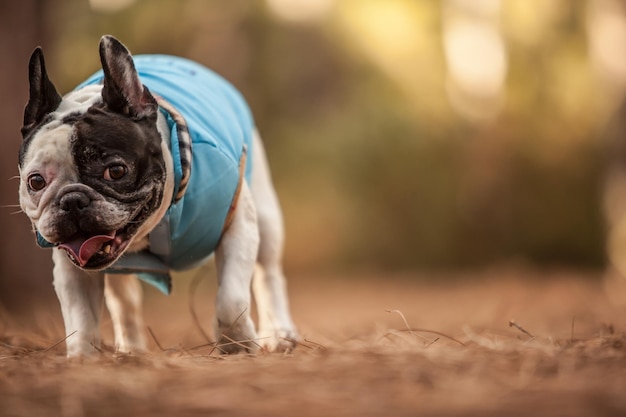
23;86;298;357
104;274;147;353
52;248;105;357
250;131;298;350
213;181;260;353
19;125;78;227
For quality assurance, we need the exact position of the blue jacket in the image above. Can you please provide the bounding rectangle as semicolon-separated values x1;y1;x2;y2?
78;55;254;293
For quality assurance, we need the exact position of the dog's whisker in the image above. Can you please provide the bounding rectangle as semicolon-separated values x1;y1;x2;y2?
1;205;26;215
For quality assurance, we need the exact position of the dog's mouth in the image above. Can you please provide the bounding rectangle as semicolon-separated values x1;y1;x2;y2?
58;229;131;269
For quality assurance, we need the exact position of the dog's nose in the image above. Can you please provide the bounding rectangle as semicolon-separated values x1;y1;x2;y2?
59;192;91;213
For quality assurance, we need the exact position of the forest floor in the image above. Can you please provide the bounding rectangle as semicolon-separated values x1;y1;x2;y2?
1;267;626;416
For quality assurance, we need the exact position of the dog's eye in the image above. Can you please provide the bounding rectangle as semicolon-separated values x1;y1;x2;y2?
27;174;47;191
104;165;127;181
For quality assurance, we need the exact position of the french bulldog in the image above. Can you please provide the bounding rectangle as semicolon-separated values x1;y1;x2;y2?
18;35;298;357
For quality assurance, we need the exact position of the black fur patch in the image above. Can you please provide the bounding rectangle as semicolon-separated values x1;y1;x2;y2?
67;102;167;238
22;47;62;138
61;111;84;125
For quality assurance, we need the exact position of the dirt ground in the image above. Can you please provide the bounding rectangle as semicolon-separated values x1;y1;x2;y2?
1;267;626;417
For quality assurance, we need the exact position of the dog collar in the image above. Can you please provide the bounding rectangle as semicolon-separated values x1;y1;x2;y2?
36;231;55;248
153;94;192;203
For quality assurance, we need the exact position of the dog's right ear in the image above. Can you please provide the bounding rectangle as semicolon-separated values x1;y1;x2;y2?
22;47;62;138
98;35;157;121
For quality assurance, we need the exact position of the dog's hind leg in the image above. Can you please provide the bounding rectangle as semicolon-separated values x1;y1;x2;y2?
52;249;105;357
104;273;147;354
213;181;259;354
250;131;298;352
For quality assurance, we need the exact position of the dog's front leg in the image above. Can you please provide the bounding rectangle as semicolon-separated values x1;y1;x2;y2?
104;274;147;354
52;249;105;357
214;182;259;354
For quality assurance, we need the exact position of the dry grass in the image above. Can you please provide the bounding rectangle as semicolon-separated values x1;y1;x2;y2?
1;269;626;416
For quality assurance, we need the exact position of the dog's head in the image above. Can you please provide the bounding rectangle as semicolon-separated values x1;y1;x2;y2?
18;36;169;270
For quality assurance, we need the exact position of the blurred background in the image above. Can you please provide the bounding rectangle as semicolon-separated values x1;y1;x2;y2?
1;0;626;314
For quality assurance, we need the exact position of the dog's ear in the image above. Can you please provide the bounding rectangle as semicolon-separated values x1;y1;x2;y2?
98;35;157;121
22;47;62;138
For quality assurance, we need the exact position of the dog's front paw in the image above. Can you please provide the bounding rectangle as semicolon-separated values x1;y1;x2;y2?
65;338;103;359
213;317;259;354
258;328;299;353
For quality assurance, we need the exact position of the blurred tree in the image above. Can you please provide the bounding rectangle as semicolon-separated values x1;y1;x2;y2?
0;0;56;313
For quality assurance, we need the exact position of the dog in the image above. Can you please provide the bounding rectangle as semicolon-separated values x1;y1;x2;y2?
18;35;298;357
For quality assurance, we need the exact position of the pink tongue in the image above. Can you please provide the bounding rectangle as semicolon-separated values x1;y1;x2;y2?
58;232;115;267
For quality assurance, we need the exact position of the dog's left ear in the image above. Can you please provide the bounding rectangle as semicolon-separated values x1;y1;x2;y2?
22;47;62;138
99;35;158;121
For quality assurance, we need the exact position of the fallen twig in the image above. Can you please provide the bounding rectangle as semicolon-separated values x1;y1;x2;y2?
0;330;78;360
382;328;466;347
303;338;328;350
147;326;165;352
508;320;534;339
425;337;440;348
36;330;78;355
208;308;255;355
384;309;465;346
214;334;262;354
